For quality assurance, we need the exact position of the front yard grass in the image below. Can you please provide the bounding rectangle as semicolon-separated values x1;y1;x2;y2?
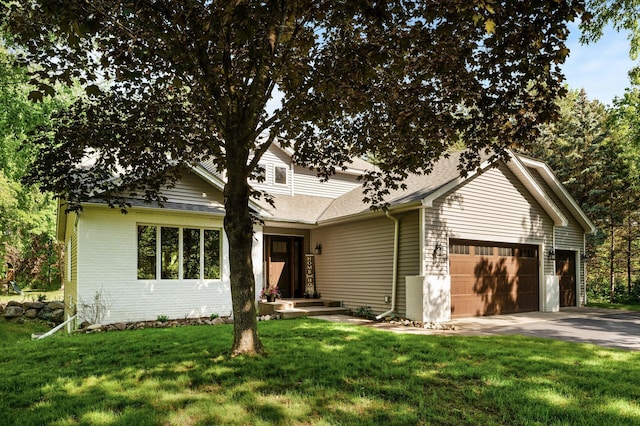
1;317;638;425
0;288;64;305
587;301;640;312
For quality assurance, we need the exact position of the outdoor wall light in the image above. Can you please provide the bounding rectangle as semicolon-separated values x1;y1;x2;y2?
548;248;556;261
433;242;446;258
314;243;322;255
581;252;589;261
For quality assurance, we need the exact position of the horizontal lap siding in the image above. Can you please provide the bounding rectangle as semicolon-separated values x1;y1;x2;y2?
396;211;420;317
64;212;79;317
312;211;419;317
75;206;244;323
293;167;361;198
162;170;225;207
526;169;584;250
527;168;587;303
425;164;553;276
251;148;292;195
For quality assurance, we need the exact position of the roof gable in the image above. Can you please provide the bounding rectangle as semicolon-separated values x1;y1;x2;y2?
517;156;596;233
316;150;580;228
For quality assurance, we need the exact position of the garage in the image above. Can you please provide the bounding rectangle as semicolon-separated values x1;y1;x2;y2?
449;239;539;318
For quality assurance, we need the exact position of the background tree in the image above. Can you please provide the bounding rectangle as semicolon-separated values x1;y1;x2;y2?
0;37;70;289
581;0;640;78
2;1;585;355
576;1;640;303
607;87;640;299
525;88;640;303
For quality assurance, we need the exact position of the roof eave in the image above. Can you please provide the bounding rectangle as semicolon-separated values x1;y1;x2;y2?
517;156;597;233
506;152;568;227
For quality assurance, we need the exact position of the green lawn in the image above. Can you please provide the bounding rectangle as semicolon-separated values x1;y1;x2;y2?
1;318;638;425
587;301;640;312
0;319;51;345
0;288;64;305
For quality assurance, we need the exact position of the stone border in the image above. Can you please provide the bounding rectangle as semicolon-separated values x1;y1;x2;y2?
1;300;65;323
78;316;235;333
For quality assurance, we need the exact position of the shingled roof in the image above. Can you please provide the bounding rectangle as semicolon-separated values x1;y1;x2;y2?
317;153;473;222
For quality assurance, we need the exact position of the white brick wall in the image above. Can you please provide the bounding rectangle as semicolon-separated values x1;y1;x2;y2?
74;205;262;323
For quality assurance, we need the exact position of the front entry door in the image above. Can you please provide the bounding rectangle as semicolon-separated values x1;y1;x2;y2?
556;250;577;307
266;236;303;298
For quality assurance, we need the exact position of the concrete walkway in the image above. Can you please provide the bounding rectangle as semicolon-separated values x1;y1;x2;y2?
315;307;640;351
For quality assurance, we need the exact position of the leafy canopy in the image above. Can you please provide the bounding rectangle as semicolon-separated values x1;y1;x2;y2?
2;1;585;209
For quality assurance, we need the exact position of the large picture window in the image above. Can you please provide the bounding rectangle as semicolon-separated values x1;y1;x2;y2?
137;225;221;280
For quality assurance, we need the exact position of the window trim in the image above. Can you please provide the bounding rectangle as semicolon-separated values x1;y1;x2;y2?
137;224;222;281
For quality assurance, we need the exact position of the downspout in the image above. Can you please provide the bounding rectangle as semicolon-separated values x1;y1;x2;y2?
376;211;399;320
583;234;587;306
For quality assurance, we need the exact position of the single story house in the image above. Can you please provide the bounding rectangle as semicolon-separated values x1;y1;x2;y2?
57;144;595;324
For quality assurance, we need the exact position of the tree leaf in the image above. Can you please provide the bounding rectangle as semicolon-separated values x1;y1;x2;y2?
485;19;496;34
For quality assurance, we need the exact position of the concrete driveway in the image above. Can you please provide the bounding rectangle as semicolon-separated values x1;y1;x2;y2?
317;307;640;351
449;307;640;351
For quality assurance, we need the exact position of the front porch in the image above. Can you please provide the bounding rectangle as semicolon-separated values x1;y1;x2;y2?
258;298;350;319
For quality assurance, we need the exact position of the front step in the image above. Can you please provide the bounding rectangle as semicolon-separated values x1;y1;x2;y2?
258;298;349;318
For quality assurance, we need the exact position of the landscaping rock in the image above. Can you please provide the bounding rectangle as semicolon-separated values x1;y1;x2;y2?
51;309;65;323
87;324;103;331
114;322;127;331
4;306;25;318
212;317;225;325
38;306;52;320
24;309;39;319
7;300;23;307
48;301;65;310
24;301;45;310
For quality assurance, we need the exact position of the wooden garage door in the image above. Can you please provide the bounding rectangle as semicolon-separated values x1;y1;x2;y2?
450;240;539;318
556;250;576;307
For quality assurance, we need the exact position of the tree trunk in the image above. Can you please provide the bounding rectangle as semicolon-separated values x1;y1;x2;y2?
610;221;615;304
224;149;264;356
628;216;632;296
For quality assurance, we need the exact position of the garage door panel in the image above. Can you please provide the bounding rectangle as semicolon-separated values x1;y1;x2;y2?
450;240;539;318
556;250;576;307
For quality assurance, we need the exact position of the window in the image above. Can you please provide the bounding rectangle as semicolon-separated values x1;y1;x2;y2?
274;166;287;184
272;240;287;253
520;248;537;258
137;225;221;280
203;229;221;279
498;247;514;257
449;243;470;255
183;228;200;279
161;227;179;279
474;245;493;256
137;225;157;279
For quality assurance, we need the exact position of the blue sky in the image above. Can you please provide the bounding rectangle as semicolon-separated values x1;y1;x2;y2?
562;22;636;106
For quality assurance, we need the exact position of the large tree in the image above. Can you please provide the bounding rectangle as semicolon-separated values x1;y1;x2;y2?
608;87;640;298
0;36;71;288
1;1;584;355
